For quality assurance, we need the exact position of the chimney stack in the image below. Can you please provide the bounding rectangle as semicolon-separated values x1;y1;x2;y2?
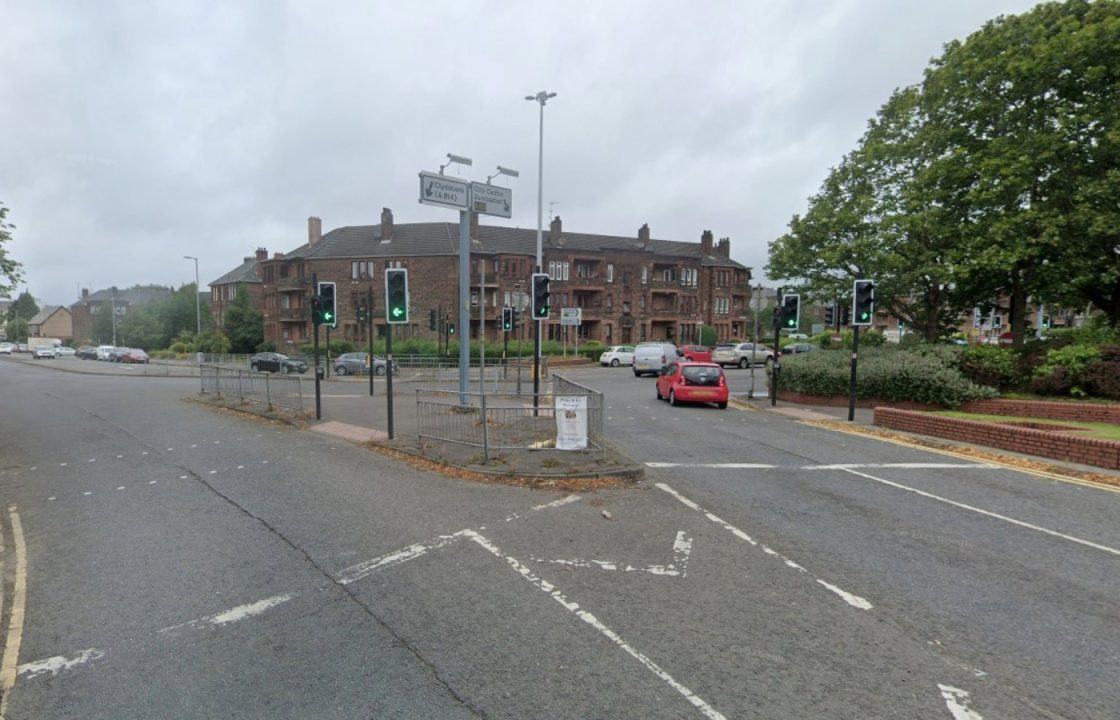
716;237;730;258
380;208;393;241
82;288;89;300
700;230;714;255
308;216;322;247
639;223;651;250
549;215;562;245
255;247;268;261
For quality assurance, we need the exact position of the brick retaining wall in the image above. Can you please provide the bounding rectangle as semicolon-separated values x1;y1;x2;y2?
874;408;1120;470
959;398;1120;424
776;390;941;412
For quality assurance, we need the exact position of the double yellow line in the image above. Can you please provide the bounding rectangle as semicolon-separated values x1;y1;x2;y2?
0;505;27;719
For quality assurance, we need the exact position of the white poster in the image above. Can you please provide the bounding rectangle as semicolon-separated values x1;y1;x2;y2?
554;395;588;450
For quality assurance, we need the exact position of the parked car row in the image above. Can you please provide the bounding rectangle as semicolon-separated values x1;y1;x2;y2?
333;352;399;376
249;352;309;374
73;345;149;363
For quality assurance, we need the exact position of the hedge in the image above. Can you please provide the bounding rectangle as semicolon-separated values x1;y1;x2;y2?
778;347;997;408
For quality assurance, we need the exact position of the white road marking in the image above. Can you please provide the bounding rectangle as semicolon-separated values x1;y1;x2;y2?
0;507;29;719
237;465;244;469
17;649;105;680
115;455;122;459
47;497;55;501
646;462;998;470
464;530;727;720
531;494;581;511
840;468;1120;558
116;486;125;491
88;459;95;463
82;492;91;496
214;440;221;444
141;451;148;455
159;594;293;633
28;467;35;471
529;530;693;577
938;684;983;719
190;444;197;448
59;463;67;467
208;470;217;475
179;475;188;479
656;483;873;611
149;481;156;485
337;532;468;585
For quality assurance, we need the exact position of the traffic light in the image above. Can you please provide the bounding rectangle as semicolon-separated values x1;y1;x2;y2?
501;306;514;331
429;309;437;331
385;269;409;324
824;304;835;326
447;322;455;335
777;293;800;330
853;279;875;326
531;273;550;319
841;305;851;326
1041;315;1051;329
310;295;324;326
511;308;520;330
317;281;337;328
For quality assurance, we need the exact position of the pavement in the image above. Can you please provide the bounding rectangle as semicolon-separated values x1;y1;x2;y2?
2;359;1119;718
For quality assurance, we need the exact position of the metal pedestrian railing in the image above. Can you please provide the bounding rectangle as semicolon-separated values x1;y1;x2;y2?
199;364;304;413
415;373;602;460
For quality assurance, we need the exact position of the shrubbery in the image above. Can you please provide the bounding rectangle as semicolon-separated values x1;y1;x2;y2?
957;345;1019;390
779;346;997;408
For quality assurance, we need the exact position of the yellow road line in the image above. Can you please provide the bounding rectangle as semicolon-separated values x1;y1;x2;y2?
0;506;27;719
802;419;1120;495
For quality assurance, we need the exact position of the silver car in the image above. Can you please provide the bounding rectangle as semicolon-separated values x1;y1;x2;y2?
711;342;774;369
632;342;681;377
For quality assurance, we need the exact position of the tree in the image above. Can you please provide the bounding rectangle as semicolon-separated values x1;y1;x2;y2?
6;290;38;325
923;0;1120;334
0;203;22;296
4;318;27;343
699;324;717;346
222;284;263;353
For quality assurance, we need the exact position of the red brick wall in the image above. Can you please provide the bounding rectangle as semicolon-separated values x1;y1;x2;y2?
959;399;1120;424
874;408;1120;470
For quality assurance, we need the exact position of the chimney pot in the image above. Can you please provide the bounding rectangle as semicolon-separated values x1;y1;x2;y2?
701;230;714;255
81;288;89;299
639;223;651;250
255;247;268;261
380;208;393;241
549;215;562;245
716;237;730;258
308;216;322;246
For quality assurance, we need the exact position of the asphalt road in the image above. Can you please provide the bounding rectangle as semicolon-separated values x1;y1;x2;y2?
1;359;1118;718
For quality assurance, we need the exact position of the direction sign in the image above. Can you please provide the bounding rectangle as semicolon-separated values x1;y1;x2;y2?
419;172;469;211
560;307;582;326
470;182;512;218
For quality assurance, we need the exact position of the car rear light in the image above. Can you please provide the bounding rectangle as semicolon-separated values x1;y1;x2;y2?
661;355;666;363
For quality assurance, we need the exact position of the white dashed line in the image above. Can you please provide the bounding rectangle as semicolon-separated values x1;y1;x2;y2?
179;475;188;479
17;648;104;680
116;486;125;491
237;465;244;470
47;497;55;501
208;470;217;475
115;455;123;459
88;459;95;463
656;483;873;611
938;684;983;719
82;492;91;496
59;463;67;467
531;494;581;511
149;481;156;485
159;594;293;634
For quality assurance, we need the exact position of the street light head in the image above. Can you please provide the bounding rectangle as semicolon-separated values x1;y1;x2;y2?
547;92;557;99
446;153;472;167
496;166;520;178
524;95;535;101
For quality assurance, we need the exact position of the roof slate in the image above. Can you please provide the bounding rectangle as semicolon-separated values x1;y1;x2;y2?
80;285;173;305
27;306;66;325
210;257;261;286
276;222;748;270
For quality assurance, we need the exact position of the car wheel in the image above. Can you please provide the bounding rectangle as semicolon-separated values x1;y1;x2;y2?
655;384;662;400
336;366;348;376
765;356;773;368
280;364;289;374
633;369;641;377
375;366;385;375
611;358;620;367
669;390;679;406
738;357;748;369
718;401;728;409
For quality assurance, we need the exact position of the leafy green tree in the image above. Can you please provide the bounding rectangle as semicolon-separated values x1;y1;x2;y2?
699;325;717;346
222;284;263;353
90;304;116;344
118;306;165;350
0;203;22;296
923;0;1120;334
6;290;38;324
4;318;27;343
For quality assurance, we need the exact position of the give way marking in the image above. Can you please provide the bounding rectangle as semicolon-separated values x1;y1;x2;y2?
529;530;692;577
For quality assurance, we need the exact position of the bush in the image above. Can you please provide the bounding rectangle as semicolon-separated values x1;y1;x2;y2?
700;325;717;346
1081;357;1120;400
779;347;996;408
256;340;277;353
1029;366;1073;396
957;345;1020;390
1034;343;1101;380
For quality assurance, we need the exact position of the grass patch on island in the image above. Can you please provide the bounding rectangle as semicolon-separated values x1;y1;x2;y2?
935;411;1120;442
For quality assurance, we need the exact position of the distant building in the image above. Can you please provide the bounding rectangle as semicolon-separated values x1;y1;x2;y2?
27;306;73;342
70;285;173;344
248;212;751;354
209;248;266;328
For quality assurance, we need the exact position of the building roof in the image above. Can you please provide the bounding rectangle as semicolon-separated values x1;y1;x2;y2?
27;305;68;326
276;222;749;270
78;285;173;306
210;256;262;286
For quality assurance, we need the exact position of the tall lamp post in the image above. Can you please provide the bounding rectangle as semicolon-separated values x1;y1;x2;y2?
183;256;201;341
525;90;556;405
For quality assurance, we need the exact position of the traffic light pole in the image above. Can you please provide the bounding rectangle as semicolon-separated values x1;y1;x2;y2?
848;325;860;422
385;323;394;439
325;325;331;379
771;311;780;407
312;272;322;420
458;210;471;406
367;287;374;397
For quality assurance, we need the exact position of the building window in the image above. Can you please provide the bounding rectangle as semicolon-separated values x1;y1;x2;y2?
548;261;569;281
639;296;646;309
471;291;479;306
622;301;630;314
385;259;406;269
640;324;647;342
606;295;613;309
607;264;614;283
351;262;359;280
640;266;648;284
661;268;674;283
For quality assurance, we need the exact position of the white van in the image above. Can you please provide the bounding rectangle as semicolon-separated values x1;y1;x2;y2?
632;342;681;377
96;345;115;361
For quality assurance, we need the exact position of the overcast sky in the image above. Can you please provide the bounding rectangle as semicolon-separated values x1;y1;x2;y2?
2;0;1040;306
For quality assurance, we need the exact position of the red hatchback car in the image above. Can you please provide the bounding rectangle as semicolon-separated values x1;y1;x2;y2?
679;344;712;362
655;361;729;409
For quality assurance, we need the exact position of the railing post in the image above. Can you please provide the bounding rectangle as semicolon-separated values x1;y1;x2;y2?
297;376;304;413
265;372;272;410
238;369;244;403
480;391;490;462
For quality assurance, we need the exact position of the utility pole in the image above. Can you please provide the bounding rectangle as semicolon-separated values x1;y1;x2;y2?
111;288;118;346
749;284;761;399
479;256;486;394
526;89;556;410
367;287;374;397
312;273;322;420
184;256;201;341
459;209;471;405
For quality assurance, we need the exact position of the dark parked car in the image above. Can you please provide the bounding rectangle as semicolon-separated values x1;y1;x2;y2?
250;352;308;374
121;348;150;364
781;343;814;355
333;352;399;376
75;345;99;360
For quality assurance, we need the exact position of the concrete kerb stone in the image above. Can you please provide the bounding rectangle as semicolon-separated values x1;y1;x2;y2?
187;394;309;429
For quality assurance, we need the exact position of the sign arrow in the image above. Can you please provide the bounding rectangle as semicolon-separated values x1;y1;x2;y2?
529;530;692;577
424;180;434;198
392;307;403;318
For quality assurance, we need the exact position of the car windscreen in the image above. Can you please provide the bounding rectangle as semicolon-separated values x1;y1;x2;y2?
714;344;734;350
682;366;721;385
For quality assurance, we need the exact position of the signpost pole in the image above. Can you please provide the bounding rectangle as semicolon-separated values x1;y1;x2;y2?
479;255;486;394
325;325;331;379
367;287;374;397
770;306;780;408
312;272;322;420
459;209;470;406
